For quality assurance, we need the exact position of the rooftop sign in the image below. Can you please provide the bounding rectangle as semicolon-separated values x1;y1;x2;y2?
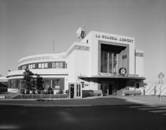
95;33;134;43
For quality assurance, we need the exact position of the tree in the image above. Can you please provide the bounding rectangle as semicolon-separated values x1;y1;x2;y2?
158;72;165;84
36;74;44;94
23;67;34;94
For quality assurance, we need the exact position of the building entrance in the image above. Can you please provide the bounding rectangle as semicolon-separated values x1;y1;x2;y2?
108;84;113;95
69;84;74;98
68;83;82;98
101;83;116;96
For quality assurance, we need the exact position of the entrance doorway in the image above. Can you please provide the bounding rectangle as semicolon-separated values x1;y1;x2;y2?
69;84;74;98
108;84;113;95
100;81;118;96
101;83;115;96
68;83;82;98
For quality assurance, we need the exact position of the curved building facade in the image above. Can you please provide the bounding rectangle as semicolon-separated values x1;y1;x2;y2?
7;29;145;95
8;53;68;93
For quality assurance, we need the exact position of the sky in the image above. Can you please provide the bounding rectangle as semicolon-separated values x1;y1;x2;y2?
0;0;166;82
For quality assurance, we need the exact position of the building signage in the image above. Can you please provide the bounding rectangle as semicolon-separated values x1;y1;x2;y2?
80;30;86;39
96;34;134;43
76;27;86;39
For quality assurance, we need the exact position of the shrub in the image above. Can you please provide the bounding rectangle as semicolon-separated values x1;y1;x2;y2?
65;90;69;94
47;87;53;94
82;90;94;98
13;94;68;99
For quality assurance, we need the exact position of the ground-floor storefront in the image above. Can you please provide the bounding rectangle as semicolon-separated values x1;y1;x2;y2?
8;77;65;94
7;74;145;97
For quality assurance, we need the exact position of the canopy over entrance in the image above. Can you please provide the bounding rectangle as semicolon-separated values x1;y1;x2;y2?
79;75;145;96
79;75;145;82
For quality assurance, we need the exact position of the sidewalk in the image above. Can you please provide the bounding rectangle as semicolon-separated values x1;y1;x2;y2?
117;95;166;106
0;96;131;107
0;95;166;107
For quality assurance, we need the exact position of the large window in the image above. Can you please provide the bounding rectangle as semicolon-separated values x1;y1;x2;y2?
101;50;118;73
8;78;64;91
43;78;64;90
8;79;23;89
100;43;125;74
101;50;108;73
101;51;118;73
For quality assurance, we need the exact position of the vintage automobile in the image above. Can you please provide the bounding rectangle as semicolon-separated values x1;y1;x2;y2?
122;87;142;96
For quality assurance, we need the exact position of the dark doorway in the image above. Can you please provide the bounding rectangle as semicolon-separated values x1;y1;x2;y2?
108;84;113;95
100;83;114;96
71;87;74;98
69;84;74;98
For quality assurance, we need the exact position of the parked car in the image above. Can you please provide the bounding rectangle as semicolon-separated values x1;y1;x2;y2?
122;87;142;96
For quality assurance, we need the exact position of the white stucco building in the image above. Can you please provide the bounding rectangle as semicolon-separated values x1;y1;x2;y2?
7;28;145;96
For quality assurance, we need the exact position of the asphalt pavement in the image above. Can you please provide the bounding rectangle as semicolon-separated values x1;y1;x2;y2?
0;97;166;130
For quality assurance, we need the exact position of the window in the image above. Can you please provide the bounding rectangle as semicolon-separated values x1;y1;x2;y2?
122;54;127;60
38;63;42;69
38;63;48;69
101;50;107;73
48;62;52;68
52;62;67;69
28;64;31;69
135;52;144;57
44;63;48;68
59;62;63;68
28;64;36;69
63;62;67;68
56;62;60;68
22;65;27;70
33;64;36;68
52;62;56;68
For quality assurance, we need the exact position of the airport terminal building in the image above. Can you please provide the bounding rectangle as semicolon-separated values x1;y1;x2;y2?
7;29;145;96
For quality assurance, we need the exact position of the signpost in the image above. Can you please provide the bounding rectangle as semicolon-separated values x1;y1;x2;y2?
158;72;165;101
